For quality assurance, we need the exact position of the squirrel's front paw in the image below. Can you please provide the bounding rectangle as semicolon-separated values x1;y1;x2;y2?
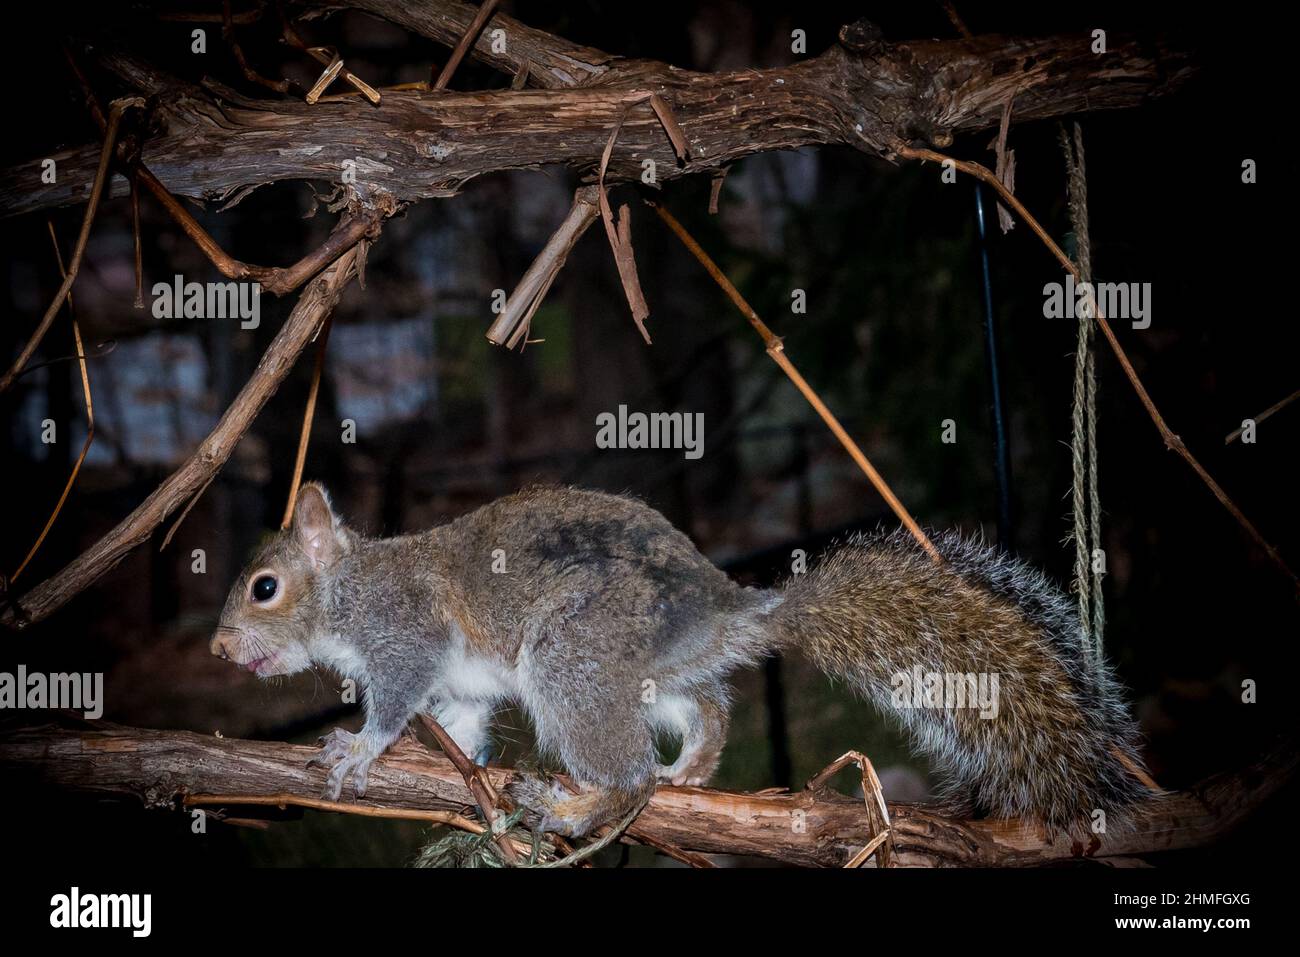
307;728;376;801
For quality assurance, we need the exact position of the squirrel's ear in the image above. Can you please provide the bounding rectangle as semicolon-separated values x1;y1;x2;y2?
292;483;345;569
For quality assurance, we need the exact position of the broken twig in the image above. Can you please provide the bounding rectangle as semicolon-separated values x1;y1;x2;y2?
486;186;600;349
432;0;501;90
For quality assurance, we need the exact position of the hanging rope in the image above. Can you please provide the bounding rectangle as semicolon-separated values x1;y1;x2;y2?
1060;122;1105;662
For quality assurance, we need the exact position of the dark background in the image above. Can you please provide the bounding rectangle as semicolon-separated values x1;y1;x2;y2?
1;1;1296;867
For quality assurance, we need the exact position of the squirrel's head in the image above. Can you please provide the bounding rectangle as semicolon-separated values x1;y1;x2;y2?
210;483;351;678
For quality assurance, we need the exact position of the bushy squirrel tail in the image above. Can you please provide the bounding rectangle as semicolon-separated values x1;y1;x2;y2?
768;527;1153;832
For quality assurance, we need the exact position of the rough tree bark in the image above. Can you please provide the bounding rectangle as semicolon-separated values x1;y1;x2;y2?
0;2;1195;219
0;723;1290;867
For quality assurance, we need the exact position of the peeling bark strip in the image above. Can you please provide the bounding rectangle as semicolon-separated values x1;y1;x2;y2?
0;723;1290;867
0;5;1193;220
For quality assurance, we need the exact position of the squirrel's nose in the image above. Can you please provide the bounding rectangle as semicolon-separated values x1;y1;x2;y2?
210;633;235;660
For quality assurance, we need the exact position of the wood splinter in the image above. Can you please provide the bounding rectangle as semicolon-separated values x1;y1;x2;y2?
486;186;601;349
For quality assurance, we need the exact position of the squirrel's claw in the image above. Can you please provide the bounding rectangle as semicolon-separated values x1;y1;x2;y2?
307;727;354;767
308;727;374;801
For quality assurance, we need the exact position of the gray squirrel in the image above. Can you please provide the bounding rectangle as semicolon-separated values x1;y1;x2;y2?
211;482;1151;837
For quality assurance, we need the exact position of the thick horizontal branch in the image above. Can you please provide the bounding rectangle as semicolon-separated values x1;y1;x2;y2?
0;14;1194;220
0;722;1289;867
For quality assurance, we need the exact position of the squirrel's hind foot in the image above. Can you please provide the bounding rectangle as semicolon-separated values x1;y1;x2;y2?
507;772;652;838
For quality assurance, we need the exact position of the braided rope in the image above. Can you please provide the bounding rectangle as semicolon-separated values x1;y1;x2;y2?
1061;122;1105;661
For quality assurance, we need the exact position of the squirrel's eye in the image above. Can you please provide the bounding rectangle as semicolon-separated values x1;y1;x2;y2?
252;575;278;603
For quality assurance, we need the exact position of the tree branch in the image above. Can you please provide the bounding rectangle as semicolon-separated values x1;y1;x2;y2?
1;722;1289;867
0;14;1195;220
0;209;388;629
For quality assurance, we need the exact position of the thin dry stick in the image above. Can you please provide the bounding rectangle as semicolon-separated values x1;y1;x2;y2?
646;93;692;161
281;316;335;527
650;200;942;563
305;54;345;104
708;168;728;214
131;154;377;293
486;186;600;348
416;715;520;865
12;225;97;582
186;791;471;826
1226;387;1300;444
131;173;145;308
1114;748;1162;792
844;831;891;867
0;99;138;394
183;792;531;855
622;825;715;868
897;145;1298;589
222;0;292;94
432;0;500;90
